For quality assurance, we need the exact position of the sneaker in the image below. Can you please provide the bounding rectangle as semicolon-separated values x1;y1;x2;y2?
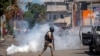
1;38;4;41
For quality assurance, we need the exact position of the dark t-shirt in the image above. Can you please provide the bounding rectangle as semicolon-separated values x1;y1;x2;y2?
45;31;53;43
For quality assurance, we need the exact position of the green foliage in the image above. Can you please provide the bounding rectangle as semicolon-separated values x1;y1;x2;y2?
0;0;15;16
0;0;10;9
24;11;33;18
24;11;35;28
26;2;33;10
24;3;46;28
0;0;15;34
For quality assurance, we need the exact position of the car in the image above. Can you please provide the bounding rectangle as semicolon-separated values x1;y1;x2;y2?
79;25;100;53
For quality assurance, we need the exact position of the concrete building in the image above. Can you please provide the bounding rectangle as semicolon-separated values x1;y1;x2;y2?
44;0;72;27
76;0;100;26
44;0;100;27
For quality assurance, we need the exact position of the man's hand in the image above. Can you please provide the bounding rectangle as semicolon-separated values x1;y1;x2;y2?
53;36;55;51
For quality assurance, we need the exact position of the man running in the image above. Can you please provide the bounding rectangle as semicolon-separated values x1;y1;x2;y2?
39;27;55;56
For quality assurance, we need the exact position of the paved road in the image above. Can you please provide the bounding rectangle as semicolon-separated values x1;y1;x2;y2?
0;36;100;56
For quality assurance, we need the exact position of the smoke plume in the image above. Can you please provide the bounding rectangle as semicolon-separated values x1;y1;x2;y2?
6;20;81;55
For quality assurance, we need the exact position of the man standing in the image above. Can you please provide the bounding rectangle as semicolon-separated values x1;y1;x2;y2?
39;27;55;56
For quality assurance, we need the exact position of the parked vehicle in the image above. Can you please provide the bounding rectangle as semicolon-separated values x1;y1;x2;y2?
79;25;100;53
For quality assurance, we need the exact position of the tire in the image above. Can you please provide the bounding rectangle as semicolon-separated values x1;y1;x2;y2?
89;45;93;53
95;48;100;54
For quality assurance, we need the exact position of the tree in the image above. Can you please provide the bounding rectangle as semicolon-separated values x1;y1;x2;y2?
26;2;33;11
0;0;16;16
25;3;46;19
24;3;46;28
0;0;22;34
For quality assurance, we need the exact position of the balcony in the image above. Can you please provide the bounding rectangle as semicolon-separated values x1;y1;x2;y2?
46;5;67;12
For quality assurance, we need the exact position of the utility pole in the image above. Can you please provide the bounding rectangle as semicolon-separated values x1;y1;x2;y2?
90;0;93;26
50;0;52;22
64;0;67;27
71;2;74;28
0;0;3;39
79;2;82;26
64;0;74;28
72;0;76;28
0;16;3;39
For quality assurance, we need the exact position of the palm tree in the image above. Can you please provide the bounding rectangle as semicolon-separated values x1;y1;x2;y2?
26;2;33;11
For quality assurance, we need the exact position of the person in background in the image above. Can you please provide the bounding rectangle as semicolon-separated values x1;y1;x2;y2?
2;22;7;40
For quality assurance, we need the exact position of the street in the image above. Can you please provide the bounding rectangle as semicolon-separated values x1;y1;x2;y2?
0;0;100;56
0;36;100;56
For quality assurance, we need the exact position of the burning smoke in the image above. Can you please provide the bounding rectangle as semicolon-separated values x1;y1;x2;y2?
6;20;81;55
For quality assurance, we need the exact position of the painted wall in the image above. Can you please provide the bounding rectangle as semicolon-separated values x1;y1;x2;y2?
82;10;94;26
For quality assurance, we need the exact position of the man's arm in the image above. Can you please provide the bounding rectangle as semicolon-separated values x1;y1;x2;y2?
53;37;55;50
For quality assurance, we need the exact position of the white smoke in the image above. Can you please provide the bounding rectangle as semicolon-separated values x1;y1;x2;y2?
6;21;81;55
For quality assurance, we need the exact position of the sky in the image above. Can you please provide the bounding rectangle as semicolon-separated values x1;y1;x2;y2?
19;0;43;4
33;0;43;3
17;0;44;11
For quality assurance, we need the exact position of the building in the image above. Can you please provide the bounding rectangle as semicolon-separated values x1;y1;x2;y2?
44;0;100;27
76;0;100;26
44;0;72;27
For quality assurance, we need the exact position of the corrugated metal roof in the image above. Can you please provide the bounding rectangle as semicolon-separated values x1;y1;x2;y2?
54;17;71;25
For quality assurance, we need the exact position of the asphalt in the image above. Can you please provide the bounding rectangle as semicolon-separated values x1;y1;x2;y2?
0;36;100;56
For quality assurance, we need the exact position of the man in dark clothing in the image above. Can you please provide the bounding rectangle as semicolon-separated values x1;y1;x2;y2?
39;27;55;56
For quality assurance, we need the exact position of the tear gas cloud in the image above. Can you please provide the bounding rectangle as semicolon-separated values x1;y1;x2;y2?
7;20;81;55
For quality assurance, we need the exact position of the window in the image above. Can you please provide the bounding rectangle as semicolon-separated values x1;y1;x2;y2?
97;26;100;31
60;14;64;19
53;15;56;19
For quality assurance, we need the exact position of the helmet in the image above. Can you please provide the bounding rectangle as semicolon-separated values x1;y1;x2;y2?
50;27;54;32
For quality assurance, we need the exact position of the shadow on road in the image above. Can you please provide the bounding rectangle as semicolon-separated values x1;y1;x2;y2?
85;51;100;56
76;48;89;50
74;50;100;56
0;43;9;49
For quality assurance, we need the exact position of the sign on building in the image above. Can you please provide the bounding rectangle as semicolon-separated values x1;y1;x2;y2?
93;7;100;25
93;6;100;12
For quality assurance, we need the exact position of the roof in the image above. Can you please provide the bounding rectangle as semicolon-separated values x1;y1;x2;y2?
54;17;71;25
46;5;67;12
